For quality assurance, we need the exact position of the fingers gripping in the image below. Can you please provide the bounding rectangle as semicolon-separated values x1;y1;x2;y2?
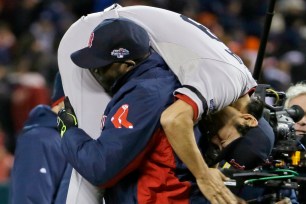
64;97;75;114
57;96;78;137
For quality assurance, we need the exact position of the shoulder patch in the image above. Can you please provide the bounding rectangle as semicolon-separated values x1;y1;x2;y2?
111;104;133;129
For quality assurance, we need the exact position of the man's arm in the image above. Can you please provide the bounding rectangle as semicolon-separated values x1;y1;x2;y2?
60;86;169;187
160;99;241;204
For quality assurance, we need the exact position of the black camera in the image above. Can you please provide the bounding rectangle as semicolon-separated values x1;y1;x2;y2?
254;84;306;169
266;105;304;151
222;85;306;203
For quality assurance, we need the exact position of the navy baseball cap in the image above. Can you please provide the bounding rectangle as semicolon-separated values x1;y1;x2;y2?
51;72;65;107
216;117;275;170
71;18;150;69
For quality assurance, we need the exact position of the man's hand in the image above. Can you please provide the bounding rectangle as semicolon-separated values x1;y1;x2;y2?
57;97;78;137
196;168;246;204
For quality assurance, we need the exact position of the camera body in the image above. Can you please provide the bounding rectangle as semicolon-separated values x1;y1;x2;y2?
222;85;306;201
255;84;306;169
271;112;295;139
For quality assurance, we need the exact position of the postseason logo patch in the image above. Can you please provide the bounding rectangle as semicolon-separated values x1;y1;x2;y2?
111;48;129;58
209;99;216;112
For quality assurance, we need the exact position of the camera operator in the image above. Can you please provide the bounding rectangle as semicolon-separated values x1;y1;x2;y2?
285;81;306;145
285;81;306;203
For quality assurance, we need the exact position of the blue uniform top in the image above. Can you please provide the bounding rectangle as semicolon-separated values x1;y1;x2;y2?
10;105;71;204
62;52;209;203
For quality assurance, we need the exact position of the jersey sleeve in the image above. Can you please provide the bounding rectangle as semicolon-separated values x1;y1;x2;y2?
61;84;171;187
175;93;199;121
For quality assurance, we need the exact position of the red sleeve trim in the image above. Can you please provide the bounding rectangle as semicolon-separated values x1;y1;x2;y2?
175;94;198;121
241;87;256;97
51;96;65;108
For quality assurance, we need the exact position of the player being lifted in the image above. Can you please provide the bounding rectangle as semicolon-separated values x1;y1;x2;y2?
58;4;275;204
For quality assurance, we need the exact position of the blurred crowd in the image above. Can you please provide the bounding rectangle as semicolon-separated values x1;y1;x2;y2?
0;0;306;189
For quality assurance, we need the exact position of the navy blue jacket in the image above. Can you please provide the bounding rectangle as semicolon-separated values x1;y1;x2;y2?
62;52;209;203
10;105;71;204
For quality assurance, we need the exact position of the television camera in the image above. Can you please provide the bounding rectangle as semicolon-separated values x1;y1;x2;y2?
255;84;306;170
222;0;306;201
222;84;306;203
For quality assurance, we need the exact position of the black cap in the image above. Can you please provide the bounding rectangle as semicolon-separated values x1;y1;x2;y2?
70;18;150;69
216;117;275;170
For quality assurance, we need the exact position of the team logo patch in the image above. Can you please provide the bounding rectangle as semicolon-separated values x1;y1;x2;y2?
209;99;216;112
88;32;94;48
111;104;133;129
111;48;129;58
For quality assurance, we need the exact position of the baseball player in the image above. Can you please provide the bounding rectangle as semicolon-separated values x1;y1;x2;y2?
69;4;257;115
58;18;196;203
57;4;275;204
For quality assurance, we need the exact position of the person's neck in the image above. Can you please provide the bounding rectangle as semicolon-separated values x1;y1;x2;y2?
214;106;238;124
210;106;242;149
230;94;250;113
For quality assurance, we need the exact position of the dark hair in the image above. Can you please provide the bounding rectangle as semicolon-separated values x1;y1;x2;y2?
246;96;265;120
199;96;265;140
235;123;252;135
234;96;264;135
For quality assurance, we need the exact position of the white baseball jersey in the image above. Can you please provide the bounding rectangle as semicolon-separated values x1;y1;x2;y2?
58;4;257;203
71;4;257;120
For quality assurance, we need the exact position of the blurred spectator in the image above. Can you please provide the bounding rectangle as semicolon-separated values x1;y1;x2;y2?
282;50;306;84
93;0;115;12
262;57;292;91
0;63;14;154
241;36;261;73
0;128;13;183
5;0;44;38
69;0;95;17
239;0;267;36
272;0;305;56
285;81;306;142
0;22;16;65
118;0;156;7
30;13;56;55
10;59;50;133
10;72;71;204
0;126;13;204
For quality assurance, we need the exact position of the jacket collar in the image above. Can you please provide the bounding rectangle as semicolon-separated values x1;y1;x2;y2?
111;51;167;94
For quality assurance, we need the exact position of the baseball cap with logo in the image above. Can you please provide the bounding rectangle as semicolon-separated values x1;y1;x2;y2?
70;18;150;69
215;117;275;170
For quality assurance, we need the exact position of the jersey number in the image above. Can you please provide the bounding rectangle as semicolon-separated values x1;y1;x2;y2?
180;15;243;64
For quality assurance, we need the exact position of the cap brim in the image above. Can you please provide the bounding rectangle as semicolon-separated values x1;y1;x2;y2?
216;117;275;170
71;47;112;69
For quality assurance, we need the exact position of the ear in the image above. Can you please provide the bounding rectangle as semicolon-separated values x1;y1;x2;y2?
120;60;136;73
124;60;136;68
241;114;258;127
